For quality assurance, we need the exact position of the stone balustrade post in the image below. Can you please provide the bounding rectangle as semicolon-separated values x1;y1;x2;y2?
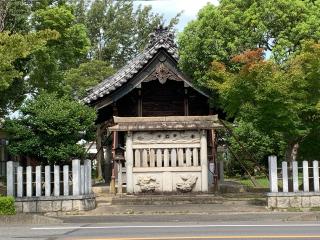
26;166;32;197
54;165;60;196
80;165;85;195
36;166;42;197
17;166;23;197
84;159;92;194
303;161;309;192
268;156;278;193
72;159;81;196
63;165;69;196
281;161;288;193
313;161;319;192
292;161;299;192
45;166;51;196
6;161;15;196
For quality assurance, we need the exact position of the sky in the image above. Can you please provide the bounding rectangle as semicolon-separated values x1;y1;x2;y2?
134;0;219;32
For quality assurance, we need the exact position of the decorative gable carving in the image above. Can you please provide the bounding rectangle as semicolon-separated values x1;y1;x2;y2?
144;63;181;84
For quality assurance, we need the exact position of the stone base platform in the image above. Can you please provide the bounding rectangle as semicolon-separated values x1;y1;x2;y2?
15;194;96;213
267;192;320;209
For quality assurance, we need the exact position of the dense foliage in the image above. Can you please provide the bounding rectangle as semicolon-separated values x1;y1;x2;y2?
4;92;96;164
0;196;15;215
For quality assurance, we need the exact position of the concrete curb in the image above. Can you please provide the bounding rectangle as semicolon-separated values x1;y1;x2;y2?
0;214;63;225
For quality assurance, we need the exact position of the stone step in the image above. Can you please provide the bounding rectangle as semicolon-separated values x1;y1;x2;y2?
110;193;266;206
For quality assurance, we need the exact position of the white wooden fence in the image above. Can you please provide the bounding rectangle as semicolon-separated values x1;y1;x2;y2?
7;159;92;197
268;156;320;193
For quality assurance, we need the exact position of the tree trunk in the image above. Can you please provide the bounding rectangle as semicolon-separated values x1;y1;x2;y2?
285;142;300;191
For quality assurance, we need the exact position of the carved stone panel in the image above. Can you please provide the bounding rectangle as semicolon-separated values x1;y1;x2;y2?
176;175;198;192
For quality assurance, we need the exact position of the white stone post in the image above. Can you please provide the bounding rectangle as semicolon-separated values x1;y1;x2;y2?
125;132;134;194
72;159;81;196
303;161;309;192
281;161;288;193
80;165;85;195
6;161;15;196
17;166;23;197
186;148;192;167
313;160;319;192
171;149;177;167
63;165;69;196
36;166;42;197
45;165;51;196
54;165;60;196
163;149;169;167
268;156;278;193
84;159;92;194
84;161;89;194
292;161;299;192
200;130;208;192
26;166;32;197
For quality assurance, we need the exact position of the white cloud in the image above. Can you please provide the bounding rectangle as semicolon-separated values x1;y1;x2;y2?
134;0;219;31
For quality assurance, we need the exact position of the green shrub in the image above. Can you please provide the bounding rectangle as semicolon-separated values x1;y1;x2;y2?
0;196;16;215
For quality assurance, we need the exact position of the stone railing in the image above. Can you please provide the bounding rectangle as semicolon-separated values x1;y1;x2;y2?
267;156;320;209
6;159;95;213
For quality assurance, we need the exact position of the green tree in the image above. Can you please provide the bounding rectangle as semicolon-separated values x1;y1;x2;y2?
64;60;115;99
208;43;320;162
87;0;180;68
0;30;59;116
29;5;90;93
4;92;96;164
178;0;320;85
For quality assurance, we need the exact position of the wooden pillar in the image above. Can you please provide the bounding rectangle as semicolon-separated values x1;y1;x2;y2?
96;124;104;180
184;86;189;116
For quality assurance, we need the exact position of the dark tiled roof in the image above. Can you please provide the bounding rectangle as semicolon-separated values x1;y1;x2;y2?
83;27;178;104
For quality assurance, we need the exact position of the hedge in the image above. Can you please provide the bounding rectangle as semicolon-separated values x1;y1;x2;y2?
0;196;16;215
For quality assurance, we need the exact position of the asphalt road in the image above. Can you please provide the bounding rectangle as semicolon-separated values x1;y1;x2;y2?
2;221;320;240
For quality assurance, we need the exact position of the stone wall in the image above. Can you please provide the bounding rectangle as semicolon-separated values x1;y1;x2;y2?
267;192;320;209
15;194;96;213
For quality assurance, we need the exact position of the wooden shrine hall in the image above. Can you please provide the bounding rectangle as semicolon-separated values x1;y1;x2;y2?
83;26;223;194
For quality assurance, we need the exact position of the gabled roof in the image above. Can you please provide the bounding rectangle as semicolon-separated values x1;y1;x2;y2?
83;26;178;104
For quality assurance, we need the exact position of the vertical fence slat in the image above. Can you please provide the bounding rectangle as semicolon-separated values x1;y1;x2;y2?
178;148;184;167
186;148;192;167
156;149;162;167
36;166;41;197
268;156;278;193
282;161;288;193
292;161;299;192
142;149;148;167
87;160;92;194
26;166;32;197
6;161;15;196
134;150;141;167
149;149;155;167
163;149;169;167
193;148;198;167
63;165;69;196
54;165;60;196
72;159;81;196
17;166;23;197
45;166;51;196
84;161;88;195
303;161;309;192
80;165;85;195
171;149;177;167
313;160;319;192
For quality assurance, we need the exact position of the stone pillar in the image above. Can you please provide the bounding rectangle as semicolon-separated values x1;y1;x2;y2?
26;166;32;197
45;166;51;196
72;159;81;196
292;161;299;192
17;166;23;197
125;132;133;194
63;165;69;196
118;161;122;194
200;130;208;192
54;165;60;196
303;161;309;192
6;161;15;196
268;156;278;193
282;161;288;193
84;161;89;194
36;166;42;197
313;161;319;192
80;165;85;195
84;159;92;194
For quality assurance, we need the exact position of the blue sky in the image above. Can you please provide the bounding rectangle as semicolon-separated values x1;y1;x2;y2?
134;0;219;32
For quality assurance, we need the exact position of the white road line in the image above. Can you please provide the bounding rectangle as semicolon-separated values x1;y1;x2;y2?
31;224;320;230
